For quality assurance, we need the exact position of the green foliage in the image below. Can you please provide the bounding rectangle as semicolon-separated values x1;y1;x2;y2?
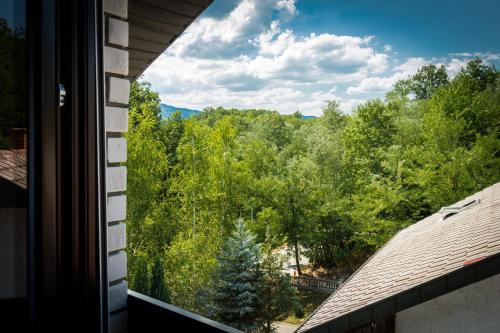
258;230;300;333
408;64;449;99
127;59;500;319
131;256;149;295
294;306;305;319
209;219;261;331
164;230;221;311
150;257;170;303
322;100;347;132
209;221;298;332
127;81;170;261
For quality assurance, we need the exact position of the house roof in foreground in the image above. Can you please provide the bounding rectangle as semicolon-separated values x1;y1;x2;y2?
128;0;214;80
298;181;500;333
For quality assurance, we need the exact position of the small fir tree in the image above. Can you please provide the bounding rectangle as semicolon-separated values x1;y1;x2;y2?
150;256;170;303
210;219;261;332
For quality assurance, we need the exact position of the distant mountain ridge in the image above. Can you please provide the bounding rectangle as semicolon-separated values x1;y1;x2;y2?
160;103;201;119
160;103;317;119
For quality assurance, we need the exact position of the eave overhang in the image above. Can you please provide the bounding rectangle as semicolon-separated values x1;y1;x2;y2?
128;0;214;81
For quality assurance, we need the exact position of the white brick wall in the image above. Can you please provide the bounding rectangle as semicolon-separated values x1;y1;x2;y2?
108;223;126;252
104;0;129;331
107;195;127;222
105;107;128;133
106;166;127;193
108;77;130;104
108;251;127;282
107;137;127;163
104;0;127;18
108;17;129;47
104;46;129;76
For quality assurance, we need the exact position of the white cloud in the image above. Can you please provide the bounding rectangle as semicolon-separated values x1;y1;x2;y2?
345;55;495;96
167;0;298;59
393;57;427;75
143;0;390;114
346;57;426;95
346;75;401;95
143;0;498;115
446;58;468;77
276;0;298;19
449;52;500;61
156;85;362;116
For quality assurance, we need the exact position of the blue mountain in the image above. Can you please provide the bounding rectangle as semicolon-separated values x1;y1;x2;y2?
160;103;317;120
160;103;201;119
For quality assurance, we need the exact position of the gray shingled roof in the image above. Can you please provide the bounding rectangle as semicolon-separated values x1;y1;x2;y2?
297;181;500;332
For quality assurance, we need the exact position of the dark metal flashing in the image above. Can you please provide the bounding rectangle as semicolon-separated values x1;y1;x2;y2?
127;290;243;333
302;253;500;333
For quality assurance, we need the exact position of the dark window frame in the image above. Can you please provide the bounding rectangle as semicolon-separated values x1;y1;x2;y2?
26;0;108;331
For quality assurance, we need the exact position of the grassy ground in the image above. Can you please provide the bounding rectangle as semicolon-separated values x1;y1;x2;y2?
281;289;331;325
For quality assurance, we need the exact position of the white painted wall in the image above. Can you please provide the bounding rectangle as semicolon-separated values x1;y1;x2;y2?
396;273;500;333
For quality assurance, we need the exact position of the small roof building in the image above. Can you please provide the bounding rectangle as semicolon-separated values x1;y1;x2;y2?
297;182;500;333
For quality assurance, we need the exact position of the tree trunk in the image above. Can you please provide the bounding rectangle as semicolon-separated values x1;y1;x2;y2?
294;241;302;275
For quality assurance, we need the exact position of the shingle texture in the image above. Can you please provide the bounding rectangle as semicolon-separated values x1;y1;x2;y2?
0;149;27;189
298;182;500;332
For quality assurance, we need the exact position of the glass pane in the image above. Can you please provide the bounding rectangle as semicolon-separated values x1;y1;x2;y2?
0;0;27;302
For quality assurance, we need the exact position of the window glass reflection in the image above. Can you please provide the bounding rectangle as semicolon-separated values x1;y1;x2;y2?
0;0;27;301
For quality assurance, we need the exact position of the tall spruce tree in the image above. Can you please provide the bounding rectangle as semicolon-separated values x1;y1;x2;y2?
210;219;261;332
150;256;170;303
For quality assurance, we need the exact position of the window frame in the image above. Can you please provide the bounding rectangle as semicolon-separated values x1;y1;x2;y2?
26;0;108;331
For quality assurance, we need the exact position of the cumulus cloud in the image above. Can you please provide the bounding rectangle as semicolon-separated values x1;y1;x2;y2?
143;0;389;114
446;58;469;77
143;0;497;115
345;55;495;96
156;85;361;116
276;0;298;19
167;0;299;59
448;52;500;61
346;57;426;95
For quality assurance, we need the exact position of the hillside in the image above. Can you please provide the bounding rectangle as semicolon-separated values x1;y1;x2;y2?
160;103;318;120
160;103;201;119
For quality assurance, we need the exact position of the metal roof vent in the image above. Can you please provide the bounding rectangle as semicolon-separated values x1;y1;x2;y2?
438;199;480;222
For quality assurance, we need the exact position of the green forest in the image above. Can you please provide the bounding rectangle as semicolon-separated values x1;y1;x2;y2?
127;60;499;330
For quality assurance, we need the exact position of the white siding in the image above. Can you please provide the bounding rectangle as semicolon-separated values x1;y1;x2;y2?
396;274;500;333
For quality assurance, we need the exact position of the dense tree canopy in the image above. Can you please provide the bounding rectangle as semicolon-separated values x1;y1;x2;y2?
127;60;500;323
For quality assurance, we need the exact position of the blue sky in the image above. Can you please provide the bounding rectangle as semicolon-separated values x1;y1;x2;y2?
143;0;500;116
